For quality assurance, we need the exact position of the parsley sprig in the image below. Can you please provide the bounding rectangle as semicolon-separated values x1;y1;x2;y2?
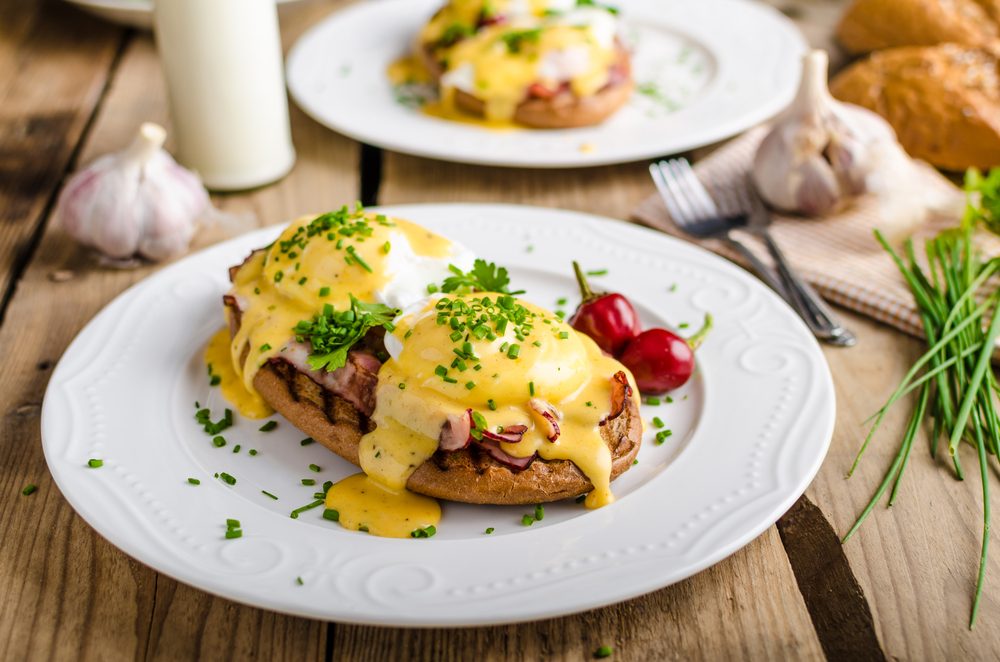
294;296;398;372
440;259;524;295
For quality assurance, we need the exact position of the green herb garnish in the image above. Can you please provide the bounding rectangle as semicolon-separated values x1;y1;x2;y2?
87;459;103;468
259;421;277;432
962;167;1000;236
440;259;524;295
21;484;37;496
294;295;398;373
410;525;437;538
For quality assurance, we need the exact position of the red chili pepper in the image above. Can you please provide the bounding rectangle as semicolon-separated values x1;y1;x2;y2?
618;314;713;394
568;262;641;355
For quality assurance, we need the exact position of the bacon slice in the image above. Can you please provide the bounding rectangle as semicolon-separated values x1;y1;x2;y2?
278;342;380;417
439;409;473;451
475;438;535;471
600;371;632;426
481;424;528;444
529;398;561;442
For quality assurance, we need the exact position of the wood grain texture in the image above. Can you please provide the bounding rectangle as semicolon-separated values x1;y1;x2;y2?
808;313;1000;658
0;2;355;660
0;0;125;313
332;529;822;661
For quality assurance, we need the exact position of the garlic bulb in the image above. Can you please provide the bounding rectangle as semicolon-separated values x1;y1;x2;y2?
752;50;903;217
56;122;209;262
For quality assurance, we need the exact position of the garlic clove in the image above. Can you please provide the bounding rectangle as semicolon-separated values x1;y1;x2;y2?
56;122;210;263
751;49;911;217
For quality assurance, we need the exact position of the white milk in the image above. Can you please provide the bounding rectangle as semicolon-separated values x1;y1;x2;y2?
154;0;296;191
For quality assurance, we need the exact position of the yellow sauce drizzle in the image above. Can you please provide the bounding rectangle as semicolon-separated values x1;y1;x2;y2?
325;473;441;538
204;328;273;419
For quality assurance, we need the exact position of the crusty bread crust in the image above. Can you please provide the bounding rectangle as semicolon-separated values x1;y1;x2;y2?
254;359;642;505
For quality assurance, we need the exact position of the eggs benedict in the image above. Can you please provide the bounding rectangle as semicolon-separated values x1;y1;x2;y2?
406;0;633;128
214;207;642;538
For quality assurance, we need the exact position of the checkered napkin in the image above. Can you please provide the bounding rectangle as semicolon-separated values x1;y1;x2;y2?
630;127;1000;343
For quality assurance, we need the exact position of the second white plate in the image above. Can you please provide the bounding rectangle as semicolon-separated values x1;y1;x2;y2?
286;0;807;168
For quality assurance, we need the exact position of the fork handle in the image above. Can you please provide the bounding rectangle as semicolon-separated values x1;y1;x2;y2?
722;236;791;301
760;230;857;347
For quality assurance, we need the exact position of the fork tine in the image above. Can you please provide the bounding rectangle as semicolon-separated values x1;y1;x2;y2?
648;162;689;224
668;159;719;218
659;160;709;223
652;161;700;225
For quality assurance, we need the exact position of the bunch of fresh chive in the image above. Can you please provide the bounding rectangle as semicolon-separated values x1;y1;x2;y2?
845;225;1000;628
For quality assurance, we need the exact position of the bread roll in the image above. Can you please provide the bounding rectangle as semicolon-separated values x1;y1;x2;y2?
836;0;1000;54
830;44;1000;170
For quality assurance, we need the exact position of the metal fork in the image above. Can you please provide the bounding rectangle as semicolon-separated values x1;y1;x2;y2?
649;158;857;346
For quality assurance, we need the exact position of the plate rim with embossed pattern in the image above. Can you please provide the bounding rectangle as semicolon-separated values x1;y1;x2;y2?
41;204;835;626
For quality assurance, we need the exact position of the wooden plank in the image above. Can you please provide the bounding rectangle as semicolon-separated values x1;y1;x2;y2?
0;0;125;310
0;1;357;659
333;528;822;661
807;313;1000;658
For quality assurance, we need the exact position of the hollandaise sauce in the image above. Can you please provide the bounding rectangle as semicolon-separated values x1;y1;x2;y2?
325;473;441;538
204;328;273;419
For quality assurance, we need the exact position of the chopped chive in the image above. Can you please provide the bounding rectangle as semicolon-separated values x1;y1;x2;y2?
465;381;476;390
296;576;304;585
435;365;448;377
595;645;613;658
187;477;201;485
534;504;544;521
87;459;103;468
219;472;237;485
427;283;439;294
633;459;639;465
308;463;321;472
232;444;241;454
398;382;406;390
300;437;316;446
382;241;391;253
301;478;316;486
443;376;458;384
298;277;308;285
652;417;665;429
586;269;608;276
556;297;568;306
345;245;373;272
529;381;535;396
213;436;226;448
655;430;673;445
323;508;340;521
260;343;272;352
224;530;242;539
318;286;331;297
249;449;258;456
274;270;284;283
21;484;37;496
289;499;324;519
643;396;661;405
485;527;495;534
666;396;674;404
259;420;278;432
558;331;569;340
410;525;437;538
507;344;520;359
226;518;241;529
262;490;278;500
209;374;221;386
678;322;690;329
555;310;566;320
487;399;497;411
521;514;535;526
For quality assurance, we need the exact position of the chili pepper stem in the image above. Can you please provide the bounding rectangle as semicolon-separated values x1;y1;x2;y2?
571;261;594;300
686;313;713;350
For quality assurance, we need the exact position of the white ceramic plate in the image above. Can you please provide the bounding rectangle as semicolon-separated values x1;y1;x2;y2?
64;0;303;29
42;204;834;626
286;0;807;168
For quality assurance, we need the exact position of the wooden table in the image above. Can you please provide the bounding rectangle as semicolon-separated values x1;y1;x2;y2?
2;0;998;659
